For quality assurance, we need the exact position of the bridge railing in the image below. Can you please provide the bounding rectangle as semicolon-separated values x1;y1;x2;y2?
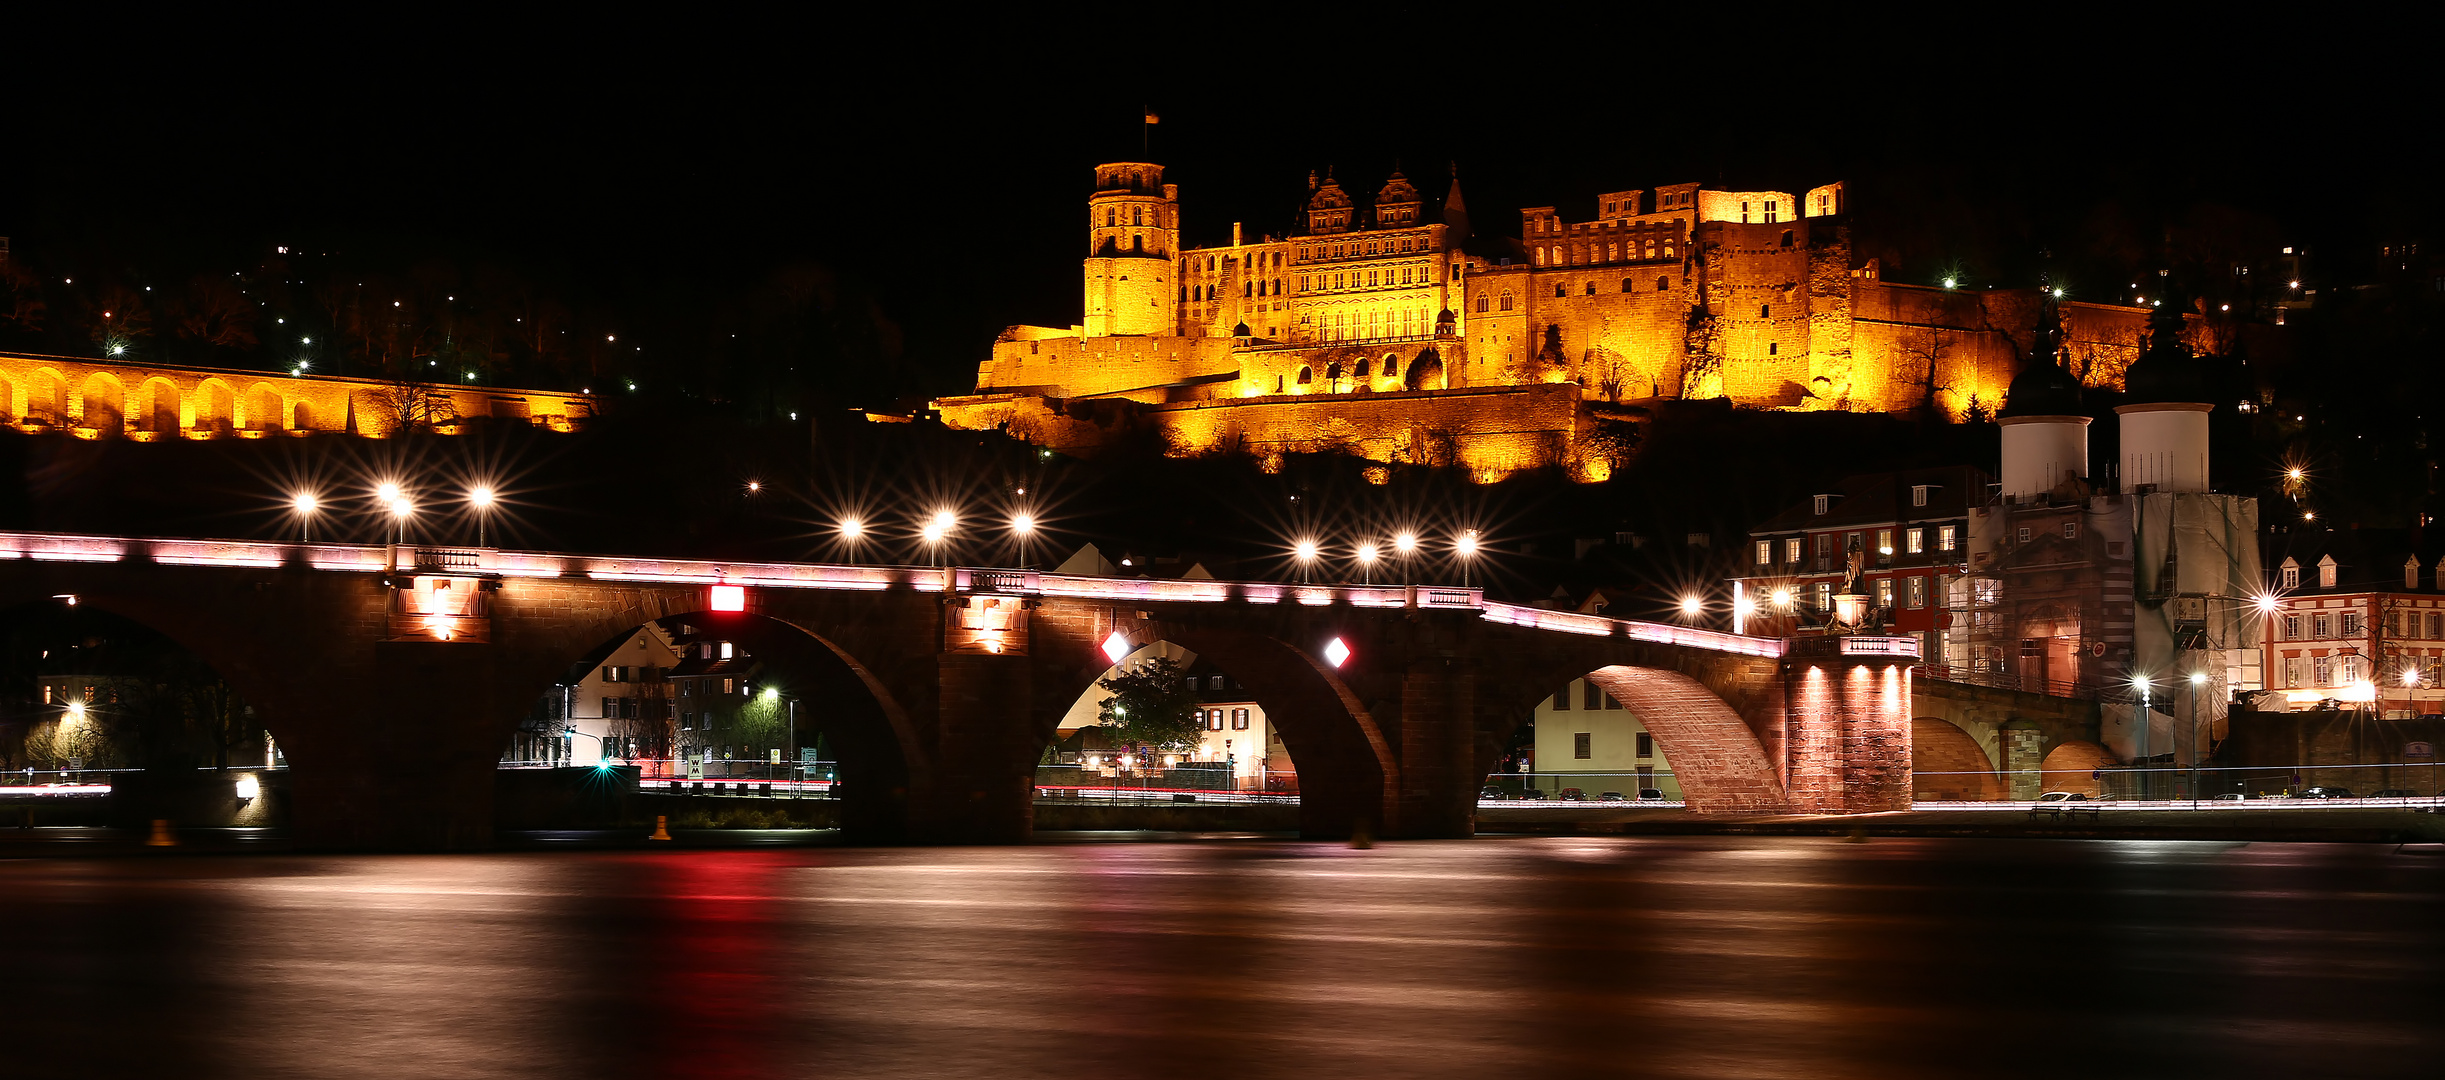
2;530;1800;658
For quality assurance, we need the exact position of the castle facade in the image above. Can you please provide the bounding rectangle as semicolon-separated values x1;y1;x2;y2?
936;162;2160;480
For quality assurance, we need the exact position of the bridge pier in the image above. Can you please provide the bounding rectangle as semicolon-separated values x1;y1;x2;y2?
907;654;1041;844
288;642;517;850
1393;660;1486;839
1783;652;1913;813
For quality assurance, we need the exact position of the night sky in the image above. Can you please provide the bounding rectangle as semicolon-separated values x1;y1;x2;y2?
3;16;2423;403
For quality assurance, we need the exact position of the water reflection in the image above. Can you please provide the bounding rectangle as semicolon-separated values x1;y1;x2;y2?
0;837;2437;1078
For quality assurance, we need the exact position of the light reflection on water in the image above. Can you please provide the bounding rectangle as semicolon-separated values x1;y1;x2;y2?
1;837;2439;1078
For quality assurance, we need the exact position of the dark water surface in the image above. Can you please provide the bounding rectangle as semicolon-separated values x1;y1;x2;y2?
1;836;2438;1078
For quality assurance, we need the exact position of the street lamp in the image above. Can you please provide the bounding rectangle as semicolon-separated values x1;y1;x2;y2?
1680;594;1704;622
2133;675;2154;800
922;511;955;567
469;485;496;547
1393;531;1419;583
290;491;319;542
2188;670;2208;805
1010;512;1036;568
1355;542;1379;585
1455;530;1480;588
1294;538;1319;583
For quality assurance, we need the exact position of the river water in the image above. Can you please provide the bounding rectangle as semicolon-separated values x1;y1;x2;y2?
2;835;2438;1078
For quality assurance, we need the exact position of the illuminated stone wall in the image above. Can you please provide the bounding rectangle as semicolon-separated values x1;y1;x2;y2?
0;351;591;439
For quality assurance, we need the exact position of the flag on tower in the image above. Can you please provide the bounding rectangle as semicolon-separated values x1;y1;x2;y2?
1144;111;1161;124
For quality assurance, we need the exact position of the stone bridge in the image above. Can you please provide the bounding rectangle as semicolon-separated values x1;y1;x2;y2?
0;532;1918;849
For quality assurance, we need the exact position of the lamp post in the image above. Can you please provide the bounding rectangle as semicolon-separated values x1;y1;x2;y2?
469;485;496;547
1010;512;1036;568
290;492;318;542
2132;675;2154;800
1455;530;1480;588
1355;542;1379;585
389;494;414;546
2187;670;2207;806
1393;531;1419;584
1294;538;1319;584
922;512;953;568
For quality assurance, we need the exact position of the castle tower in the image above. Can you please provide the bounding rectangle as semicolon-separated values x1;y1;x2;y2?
2116;288;2210;492
1084;162;1178;337
1996;281;2090;498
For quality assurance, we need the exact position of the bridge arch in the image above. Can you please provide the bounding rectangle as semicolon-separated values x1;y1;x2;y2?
520;593;936;840
1578;665;1789;811
1910;716;2002;800
0;372;13;421
1041;617;1397;839
0;589;304;773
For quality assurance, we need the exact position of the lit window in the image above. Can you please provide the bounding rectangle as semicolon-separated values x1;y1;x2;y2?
1906;528;1925;554
1906;576;1928;609
1875;578;1894;609
2313;613;2331;638
1756;540;1772;566
1938;526;1957;551
2314;656;2334;685
1814;582;1832;611
2342;612;2362;636
1785;538;1802;564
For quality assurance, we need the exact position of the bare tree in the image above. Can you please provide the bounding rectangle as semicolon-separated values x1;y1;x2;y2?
373;376;458;435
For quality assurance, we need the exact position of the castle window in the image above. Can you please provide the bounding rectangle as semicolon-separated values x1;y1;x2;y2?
1608;243;1619;261
1768;342;1777;355
1555;283;1567;298
1765;201;1778;223
1500;291;1514;311
1781;230;1795;248
1535;247;1546;267
1585;281;1597;296
1761;304;1770;318
1355;358;1371;379
1244;281;1253;297
1132;206;1143;226
1475;294;1489;313
1621;278;1633;292
1740;201;1750;223
1296;366;1313;386
1105;207;1116;226
1656;277;1671;291
1664;243;1674;258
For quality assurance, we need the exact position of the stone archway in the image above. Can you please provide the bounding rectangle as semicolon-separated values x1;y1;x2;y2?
1911;717;2002;800
139;377;181;435
533;602;931;842
79;372;125;435
1581;666;1789;811
1047;619;1397;839
1405;349;1444;390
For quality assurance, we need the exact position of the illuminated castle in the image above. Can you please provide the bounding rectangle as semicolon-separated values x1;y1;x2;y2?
935;162;2162;479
